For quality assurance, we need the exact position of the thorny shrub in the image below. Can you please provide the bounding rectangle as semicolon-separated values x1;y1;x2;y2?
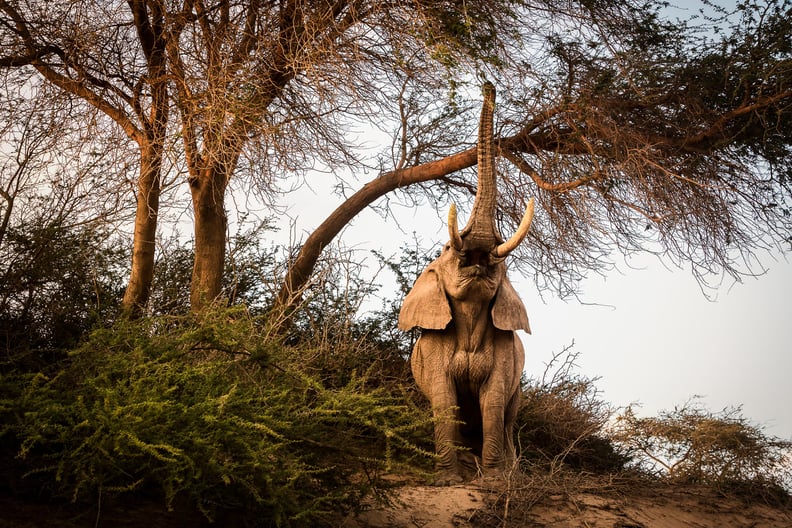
612;398;792;501
517;342;628;473
0;307;434;527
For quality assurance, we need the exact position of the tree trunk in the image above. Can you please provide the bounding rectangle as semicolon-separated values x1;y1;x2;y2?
121;143;161;315
121;0;169;316
273;111;561;318
189;166;228;311
275;147;478;314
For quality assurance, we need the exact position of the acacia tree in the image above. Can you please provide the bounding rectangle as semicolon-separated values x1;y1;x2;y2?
2;0;519;312
156;0;521;310
0;0;170;315
278;0;792;309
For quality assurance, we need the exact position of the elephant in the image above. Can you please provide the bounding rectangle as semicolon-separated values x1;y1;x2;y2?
398;83;535;485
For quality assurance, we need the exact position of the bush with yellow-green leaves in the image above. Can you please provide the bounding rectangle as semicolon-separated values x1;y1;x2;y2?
1;307;433;527
612;398;792;500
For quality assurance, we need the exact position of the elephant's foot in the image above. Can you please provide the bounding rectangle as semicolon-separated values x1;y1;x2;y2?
433;468;465;486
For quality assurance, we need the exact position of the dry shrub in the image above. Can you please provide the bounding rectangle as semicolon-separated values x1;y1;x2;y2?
474;343;630;526
469;464;628;527
517;343;628;473
612;398;792;503
473;348;791;527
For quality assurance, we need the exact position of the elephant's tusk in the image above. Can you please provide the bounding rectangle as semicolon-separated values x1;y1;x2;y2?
448;204;464;250
493;197;535;258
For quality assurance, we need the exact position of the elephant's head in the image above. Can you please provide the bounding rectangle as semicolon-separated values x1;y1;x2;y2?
398;83;534;333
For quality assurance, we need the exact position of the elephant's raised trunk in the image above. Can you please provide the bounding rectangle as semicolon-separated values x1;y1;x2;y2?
449;83;535;256
460;82;500;247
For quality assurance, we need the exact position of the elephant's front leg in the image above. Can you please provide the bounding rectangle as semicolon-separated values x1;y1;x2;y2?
479;387;507;477
411;335;464;485
428;380;464;485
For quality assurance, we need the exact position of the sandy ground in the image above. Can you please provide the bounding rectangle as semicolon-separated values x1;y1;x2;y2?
1;475;789;527
343;482;792;528
342;485;486;528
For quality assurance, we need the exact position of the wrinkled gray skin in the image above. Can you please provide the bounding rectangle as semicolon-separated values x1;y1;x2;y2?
398;84;534;485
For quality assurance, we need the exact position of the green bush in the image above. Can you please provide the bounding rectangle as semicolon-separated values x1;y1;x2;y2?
0;221;127;367
1;307;433;526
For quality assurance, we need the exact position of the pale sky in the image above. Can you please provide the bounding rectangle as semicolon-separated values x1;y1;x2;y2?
519;250;792;439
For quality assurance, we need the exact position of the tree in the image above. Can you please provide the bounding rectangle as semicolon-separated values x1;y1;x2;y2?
2;0;790;317
1;0;527;312
157;0;522;310
279;0;792;310
0;76;129;359
613;399;792;490
0;0;170;315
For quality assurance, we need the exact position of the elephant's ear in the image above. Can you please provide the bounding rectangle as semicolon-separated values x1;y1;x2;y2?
491;278;531;333
398;267;452;330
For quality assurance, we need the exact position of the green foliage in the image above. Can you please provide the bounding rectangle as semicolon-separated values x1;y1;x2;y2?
1;308;433;526
413;0;519;69
0;219;127;367
612;398;792;497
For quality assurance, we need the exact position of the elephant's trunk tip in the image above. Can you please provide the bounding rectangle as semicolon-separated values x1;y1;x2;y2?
482;81;495;98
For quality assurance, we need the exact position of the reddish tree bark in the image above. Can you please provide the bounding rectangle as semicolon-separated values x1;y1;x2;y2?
275;146;478;309
188;166;230;310
121;143;163;313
